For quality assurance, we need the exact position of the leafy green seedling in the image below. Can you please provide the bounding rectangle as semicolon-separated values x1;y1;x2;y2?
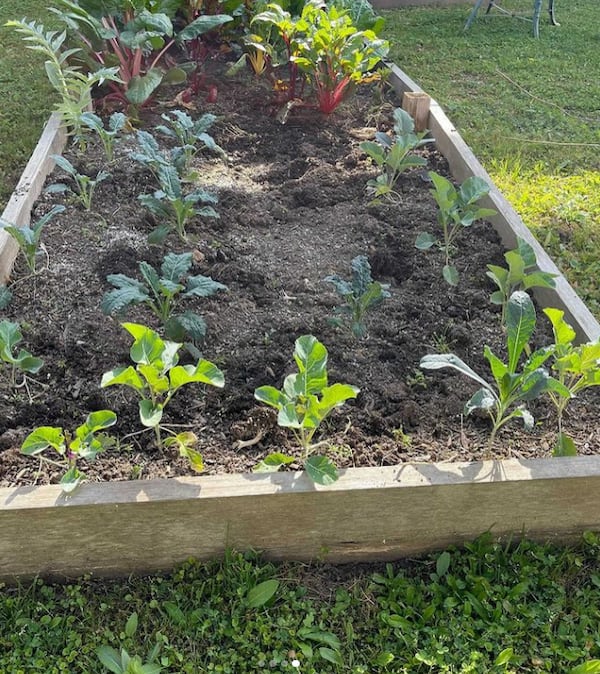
487;237;557;324
101;251;227;345
97;612;163;674
415;171;497;285
420;291;566;444
360;107;433;202
254;334;359;484
131;130;185;179
21;410;117;493
324;254;390;338
0;205;65;274
0;286;12;309
79;111;128;162
543;307;600;456
101;322;224;463
0;319;44;387
47;155;109;211
138;165;219;243
155;109;225;176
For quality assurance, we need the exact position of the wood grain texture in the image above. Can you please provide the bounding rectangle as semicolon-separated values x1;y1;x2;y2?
0;113;66;283
2;457;600;581
388;64;600;343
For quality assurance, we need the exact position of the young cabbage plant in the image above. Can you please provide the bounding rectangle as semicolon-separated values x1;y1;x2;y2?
21;410;117;493
47;155;109;211
78;111;128;162
420;291;565;444
101;251;227;344
487;237;557;324
360;107;433;203
415;171;497;286
138;165;219;243
324;254;390;339
101;322;224;466
254;335;359;485
155;109;225;176
0;320;44;389
0;205;65;274
543;307;600;456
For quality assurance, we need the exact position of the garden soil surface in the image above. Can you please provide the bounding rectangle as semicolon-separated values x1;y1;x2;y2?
1;60;598;488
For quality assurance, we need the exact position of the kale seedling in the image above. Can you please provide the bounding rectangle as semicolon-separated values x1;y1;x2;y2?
102;251;227;345
420;291;563;444
0;205;65;274
138;165;219;243
78;111;128;163
254;335;359;485
543;307;600;456
47;154;109;211
324;254;390;338
131;129;187;179
415;171;497;285
487;237;557;324
21;410;117;493
360;107;433;202
0;319;44;389
101;322;224;467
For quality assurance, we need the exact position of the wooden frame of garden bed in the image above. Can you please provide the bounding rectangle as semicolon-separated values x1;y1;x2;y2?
1;65;599;582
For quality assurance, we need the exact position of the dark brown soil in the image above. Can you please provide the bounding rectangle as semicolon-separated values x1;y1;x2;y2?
1;62;598;488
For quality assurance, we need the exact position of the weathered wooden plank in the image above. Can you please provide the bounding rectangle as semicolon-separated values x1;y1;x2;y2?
2;457;600;580
0;113;67;284
388;64;600;343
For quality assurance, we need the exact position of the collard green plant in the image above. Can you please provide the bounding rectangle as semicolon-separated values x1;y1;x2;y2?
420;291;565;444
0;320;44;388
21;410;117;493
79;111;128;162
0;205;65;274
155;109;225;176
101;251;227;344
360;107;433;202
415;171;497;286
324;254;390;338
487;237;557;324
97;612;163;674
138;165;219;243
254;335;359;484
101;322;224;463
4;19;120;137
48;154;109;211
543;308;600;456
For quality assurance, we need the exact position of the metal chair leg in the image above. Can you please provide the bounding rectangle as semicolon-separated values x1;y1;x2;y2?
464;0;486;31
532;0;542;37
549;0;559;26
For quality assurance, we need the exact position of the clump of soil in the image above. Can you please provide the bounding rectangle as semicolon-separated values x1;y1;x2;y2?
1;61;598;488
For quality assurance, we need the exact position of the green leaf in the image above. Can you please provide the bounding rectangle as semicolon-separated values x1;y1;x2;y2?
554;432;578;457
126;70;163;105
436;550;451;577
139;399;163;428
84;410;117;434
163;601;186;625
294;335;328;394
176;14;233;43
254;385;287;409
125;612;138;638
305;455;338;485
415;231;436;250
60;465;84;493
420;353;493;393
506;291;536;373
442;264;459;286
169;359;224;391
570;662;600;674
96;645;123;674
124;323;165;365
253;453;295;473
21;426;64;455
319;647;343;666
494;647;514;667
0;285;13;309
246;579;279;608
101;366;145;392
465;387;496;415
184;274;228;298
373;652;395;666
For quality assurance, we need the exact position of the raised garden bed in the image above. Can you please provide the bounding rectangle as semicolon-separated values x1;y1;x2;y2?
0;61;599;581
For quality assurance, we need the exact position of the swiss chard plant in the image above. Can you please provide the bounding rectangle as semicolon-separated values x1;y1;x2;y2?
324;254;390;339
21;410;117;493
4;19;120;138
0;205;65;275
487;237;557;324
47;154;109;211
138;165;219;243
78;111;129;162
101;322;224;465
54;0;233;108
101;251;227;344
415;171;497;286
543;308;600;456
360;107;433;203
420;291;566;444
254;335;359;485
0;320;44;389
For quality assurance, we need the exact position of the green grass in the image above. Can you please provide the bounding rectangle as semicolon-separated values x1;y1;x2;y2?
0;0;57;211
383;0;600;317
2;536;600;673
